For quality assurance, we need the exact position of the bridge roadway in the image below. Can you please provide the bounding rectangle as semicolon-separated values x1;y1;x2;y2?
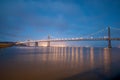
26;38;120;43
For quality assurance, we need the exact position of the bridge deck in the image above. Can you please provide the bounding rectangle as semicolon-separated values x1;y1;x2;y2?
25;38;120;43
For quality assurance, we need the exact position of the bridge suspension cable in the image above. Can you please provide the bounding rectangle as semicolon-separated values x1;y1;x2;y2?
78;27;107;38
111;27;120;30
89;27;107;36
50;27;108;40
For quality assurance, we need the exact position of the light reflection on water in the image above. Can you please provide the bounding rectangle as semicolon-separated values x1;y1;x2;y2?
0;47;120;80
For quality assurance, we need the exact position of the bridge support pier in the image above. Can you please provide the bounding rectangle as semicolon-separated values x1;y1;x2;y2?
108;27;112;48
47;35;50;47
35;42;39;47
47;41;50;47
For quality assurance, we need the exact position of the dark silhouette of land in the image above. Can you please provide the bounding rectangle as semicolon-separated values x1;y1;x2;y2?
0;42;16;48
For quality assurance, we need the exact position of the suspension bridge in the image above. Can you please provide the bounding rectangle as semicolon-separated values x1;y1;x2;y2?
16;27;120;48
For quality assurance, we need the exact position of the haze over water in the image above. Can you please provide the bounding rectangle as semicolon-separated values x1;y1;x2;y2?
0;47;120;80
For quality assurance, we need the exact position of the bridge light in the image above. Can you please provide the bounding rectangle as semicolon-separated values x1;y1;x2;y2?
80;37;83;39
104;36;108;39
90;37;93;39
76;38;78;39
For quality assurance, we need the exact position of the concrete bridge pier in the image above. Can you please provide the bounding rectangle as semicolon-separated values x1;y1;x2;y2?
35;42;39;47
47;35;50;47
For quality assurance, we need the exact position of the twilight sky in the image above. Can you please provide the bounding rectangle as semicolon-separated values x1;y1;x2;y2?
0;0;120;46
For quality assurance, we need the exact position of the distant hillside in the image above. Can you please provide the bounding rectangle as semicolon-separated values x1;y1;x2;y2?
0;42;16;48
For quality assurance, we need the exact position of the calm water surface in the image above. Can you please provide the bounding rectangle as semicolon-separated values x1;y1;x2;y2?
0;47;120;80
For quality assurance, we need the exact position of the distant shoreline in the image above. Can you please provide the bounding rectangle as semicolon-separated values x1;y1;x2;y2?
0;43;14;48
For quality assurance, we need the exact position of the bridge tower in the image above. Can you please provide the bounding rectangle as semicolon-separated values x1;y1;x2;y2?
47;35;50;47
108;27;112;48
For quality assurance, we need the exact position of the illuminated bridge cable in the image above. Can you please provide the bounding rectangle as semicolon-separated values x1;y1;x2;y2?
50;27;108;40
79;27;107;38
89;28;107;36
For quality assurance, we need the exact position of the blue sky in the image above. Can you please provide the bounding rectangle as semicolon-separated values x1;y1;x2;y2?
0;0;120;46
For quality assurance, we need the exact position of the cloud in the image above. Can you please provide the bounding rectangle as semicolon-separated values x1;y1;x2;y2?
0;0;120;41
0;31;28;39
0;0;81;30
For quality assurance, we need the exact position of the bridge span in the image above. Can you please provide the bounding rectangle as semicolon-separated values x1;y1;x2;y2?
17;27;120;48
